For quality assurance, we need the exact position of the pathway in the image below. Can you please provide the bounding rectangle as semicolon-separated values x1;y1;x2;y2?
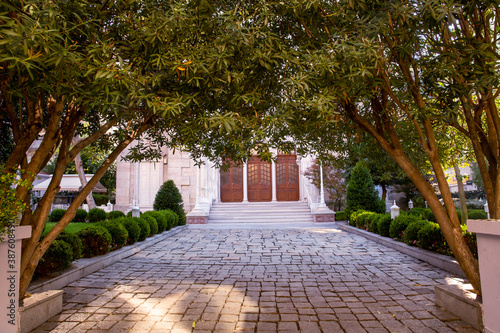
32;225;477;332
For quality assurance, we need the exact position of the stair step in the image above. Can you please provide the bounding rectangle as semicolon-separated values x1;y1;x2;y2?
207;201;314;224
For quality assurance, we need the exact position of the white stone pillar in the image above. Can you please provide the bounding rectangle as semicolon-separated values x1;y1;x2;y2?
320;161;326;206
391;201;400;219
196;165;200;203
271;160;277;202
243;162;248;203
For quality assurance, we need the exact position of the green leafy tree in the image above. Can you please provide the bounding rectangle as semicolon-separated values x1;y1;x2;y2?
270;0;500;294
346;162;385;214
0;0;293;298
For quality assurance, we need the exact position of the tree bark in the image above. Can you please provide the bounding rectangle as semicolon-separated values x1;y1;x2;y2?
72;137;96;210
453;164;468;225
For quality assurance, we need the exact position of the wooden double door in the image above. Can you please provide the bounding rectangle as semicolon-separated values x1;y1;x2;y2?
220;155;299;202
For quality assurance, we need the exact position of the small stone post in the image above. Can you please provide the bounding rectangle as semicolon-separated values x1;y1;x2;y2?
131;200;140;217
391;201;400;220
484;202;490;219
408;199;413;209
106;201;113;213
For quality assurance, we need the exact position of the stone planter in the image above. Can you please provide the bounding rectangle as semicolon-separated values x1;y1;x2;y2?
467;219;500;333
0;225;31;333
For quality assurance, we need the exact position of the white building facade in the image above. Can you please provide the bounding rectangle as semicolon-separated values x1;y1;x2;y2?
115;143;334;223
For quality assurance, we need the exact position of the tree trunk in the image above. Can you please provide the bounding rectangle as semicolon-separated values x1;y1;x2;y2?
74;152;96;209
453;164;468;225
381;182;387;202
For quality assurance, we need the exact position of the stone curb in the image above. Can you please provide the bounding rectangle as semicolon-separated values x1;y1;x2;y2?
28;225;188;293
336;222;465;278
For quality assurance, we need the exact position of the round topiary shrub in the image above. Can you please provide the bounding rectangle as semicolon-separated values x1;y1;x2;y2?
425;209;436;222
154;180;186;225
118;217;141;245
468;210;487;220
370;214;383;234
72;209;87;222
98;221;128;249
108;210;125;220
389;215;422;240
407;208;427;220
404;220;429;246
48;209;66;222
144;211;168;233
356;211;376;230
77;225;112;257
349;210;365;227
142;214;158;235
88;207;107;222
34;240;73;277
417;222;449;254
56;231;83;260
159;210;176;230
377;214;392;237
134;217;150;241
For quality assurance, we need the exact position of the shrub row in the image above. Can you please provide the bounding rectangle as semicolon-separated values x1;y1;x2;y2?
48;208;130;223
348;209;478;258
35;209;179;278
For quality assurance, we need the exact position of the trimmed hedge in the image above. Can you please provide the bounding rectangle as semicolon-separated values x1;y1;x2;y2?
35;240;73;277
73;209;87;222
144;211;168;233
356;211;376;230
349;210;365;227
417;222;449;255
389;215;422;240
48;209;66;222
98;221;128;249
88;208;107;223
468;210;488;220
92;193;109;206
116;217;141;245
335;211;348;221
404;220;429;246
160;210;177;229
56;231;82;261
77;225;112;257
134;217;150;241
108;210;125;220
377;214;392;237
142;214;158;235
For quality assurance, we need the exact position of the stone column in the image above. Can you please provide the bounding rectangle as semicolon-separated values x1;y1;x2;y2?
243;162;248;203
319;161;325;207
271;159;277;202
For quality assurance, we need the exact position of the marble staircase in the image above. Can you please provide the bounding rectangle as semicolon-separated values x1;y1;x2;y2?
207;201;314;224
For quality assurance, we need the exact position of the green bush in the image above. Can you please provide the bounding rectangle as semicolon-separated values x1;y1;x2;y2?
404;220;429;246
389;215;422;240
425;209;436;223
72;209;87;222
377;214;392;237
349;210;365;226
154;180;186;225
346;162;386;215
134;217;150;241
461;225;478;259
56;231;82;260
144;211;168;233
417;222;449;254
370;214;383;234
77;225;112;257
98;221;128;249
34;240;73;277
356;211;376;230
468;210;488;220
160;210;177;229
88;208;107;222
48;209;66;222
108;210;125;220
92;193;109;206
142;214;158;235
335;211;348;221
117;217;141;245
407;208;427;220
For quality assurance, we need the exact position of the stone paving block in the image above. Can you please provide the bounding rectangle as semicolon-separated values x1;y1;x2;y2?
32;228;479;333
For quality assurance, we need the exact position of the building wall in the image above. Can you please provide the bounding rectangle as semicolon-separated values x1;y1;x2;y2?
115;143;198;214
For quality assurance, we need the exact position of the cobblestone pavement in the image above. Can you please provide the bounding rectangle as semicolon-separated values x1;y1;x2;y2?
33;226;477;333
